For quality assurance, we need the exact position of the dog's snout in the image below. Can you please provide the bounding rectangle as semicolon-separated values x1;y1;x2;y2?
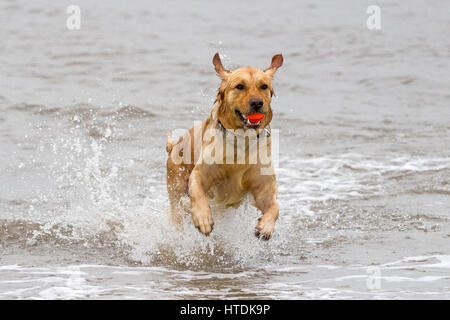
249;97;263;111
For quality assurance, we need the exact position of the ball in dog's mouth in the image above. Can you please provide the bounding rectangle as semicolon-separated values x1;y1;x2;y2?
235;109;265;128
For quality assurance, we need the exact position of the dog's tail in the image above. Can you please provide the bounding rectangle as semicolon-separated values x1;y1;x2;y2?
165;131;176;153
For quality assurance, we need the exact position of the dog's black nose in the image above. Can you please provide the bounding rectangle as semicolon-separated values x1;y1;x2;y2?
249;97;263;111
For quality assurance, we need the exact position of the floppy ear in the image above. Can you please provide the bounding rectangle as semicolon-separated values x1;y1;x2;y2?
264;53;283;77
212;52;230;79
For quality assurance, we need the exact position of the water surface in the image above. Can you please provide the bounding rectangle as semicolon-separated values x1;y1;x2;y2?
1;0;449;299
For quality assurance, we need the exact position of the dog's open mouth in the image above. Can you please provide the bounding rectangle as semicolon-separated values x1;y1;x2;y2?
235;109;265;129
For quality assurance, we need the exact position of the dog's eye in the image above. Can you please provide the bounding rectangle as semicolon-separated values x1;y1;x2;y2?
236;84;245;90
261;84;268;90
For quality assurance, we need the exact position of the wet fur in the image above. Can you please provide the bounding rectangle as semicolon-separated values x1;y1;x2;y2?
166;53;283;239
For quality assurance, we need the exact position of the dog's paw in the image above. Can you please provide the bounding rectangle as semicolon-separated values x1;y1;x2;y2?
255;219;275;240
192;213;214;236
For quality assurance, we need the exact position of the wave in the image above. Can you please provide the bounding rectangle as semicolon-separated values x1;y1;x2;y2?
1;102;449;268
9;103;156;118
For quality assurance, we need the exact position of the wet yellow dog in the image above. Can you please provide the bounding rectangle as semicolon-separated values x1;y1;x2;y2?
166;53;283;239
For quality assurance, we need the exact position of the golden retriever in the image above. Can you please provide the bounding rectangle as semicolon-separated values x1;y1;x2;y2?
166;53;283;240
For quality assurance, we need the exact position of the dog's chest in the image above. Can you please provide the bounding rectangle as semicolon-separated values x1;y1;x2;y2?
206;169;248;208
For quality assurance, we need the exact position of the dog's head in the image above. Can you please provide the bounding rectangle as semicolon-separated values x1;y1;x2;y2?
212;53;283;131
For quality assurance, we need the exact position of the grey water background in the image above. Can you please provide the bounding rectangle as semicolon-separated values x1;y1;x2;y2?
1;0;449;299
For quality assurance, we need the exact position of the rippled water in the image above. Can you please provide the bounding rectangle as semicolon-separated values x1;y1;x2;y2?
1;0;450;299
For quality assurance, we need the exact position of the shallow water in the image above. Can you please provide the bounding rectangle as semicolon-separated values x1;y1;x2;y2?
1;0;450;299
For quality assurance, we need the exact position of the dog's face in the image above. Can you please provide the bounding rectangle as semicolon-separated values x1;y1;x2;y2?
213;53;283;130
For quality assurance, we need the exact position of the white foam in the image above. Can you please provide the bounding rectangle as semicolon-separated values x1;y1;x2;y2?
381;255;450;270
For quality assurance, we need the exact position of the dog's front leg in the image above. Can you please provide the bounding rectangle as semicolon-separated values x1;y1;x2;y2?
251;177;279;240
188;166;215;236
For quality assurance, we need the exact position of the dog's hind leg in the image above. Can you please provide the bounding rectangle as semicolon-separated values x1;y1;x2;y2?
167;176;190;229
166;155;193;229
169;196;185;228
